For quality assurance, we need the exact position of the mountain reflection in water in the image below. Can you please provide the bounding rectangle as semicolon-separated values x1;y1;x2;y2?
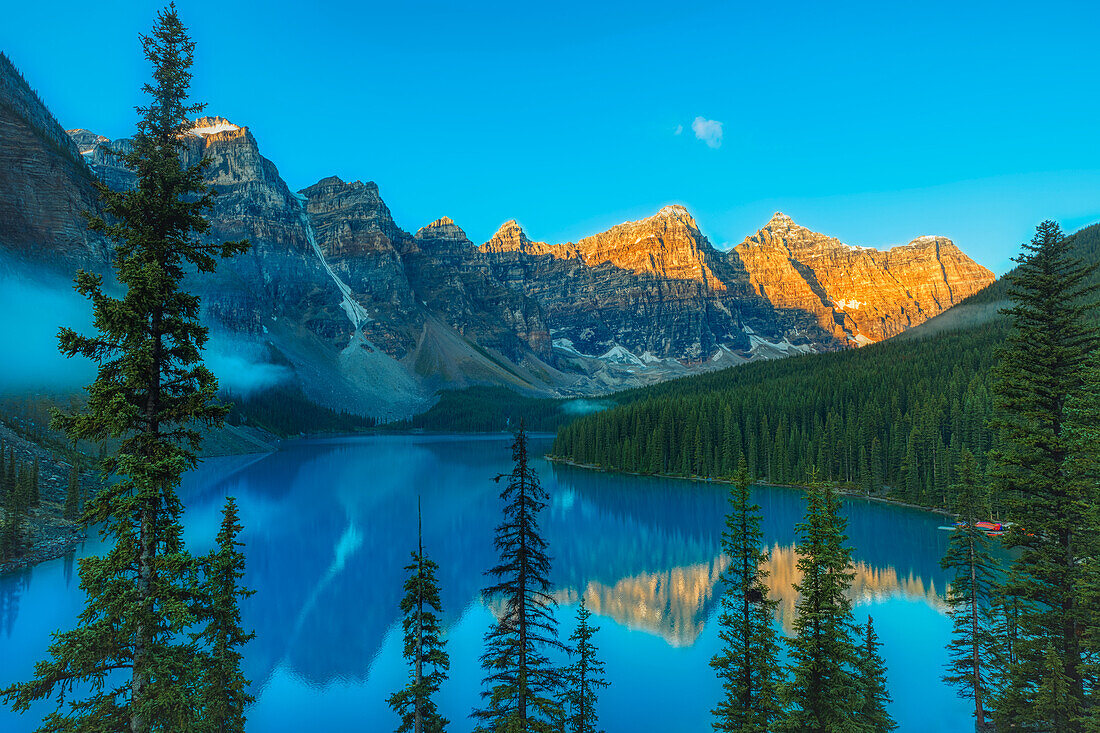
0;434;967;733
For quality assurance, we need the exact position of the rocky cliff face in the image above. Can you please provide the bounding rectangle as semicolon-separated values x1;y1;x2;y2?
473;207;994;367
733;212;996;343
0;51;996;417
409;217;549;361
79;116;352;341
0;53;107;268
299;176;420;357
477;208;756;363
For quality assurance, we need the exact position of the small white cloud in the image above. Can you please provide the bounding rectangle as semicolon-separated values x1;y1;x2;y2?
674;124;683;135
691;116;723;148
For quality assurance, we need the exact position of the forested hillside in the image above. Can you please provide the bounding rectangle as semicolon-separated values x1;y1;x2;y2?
551;222;1100;511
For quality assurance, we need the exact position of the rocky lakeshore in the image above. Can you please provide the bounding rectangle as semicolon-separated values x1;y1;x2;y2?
0;419;281;575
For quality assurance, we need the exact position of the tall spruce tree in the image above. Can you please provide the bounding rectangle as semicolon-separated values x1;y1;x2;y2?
854;617;895;732
389;499;449;733
990;220;1098;729
940;450;998;729
0;6;247;731
194;497;254;733
710;458;784;732
473;423;564;732
780;484;862;733
561;597;608;733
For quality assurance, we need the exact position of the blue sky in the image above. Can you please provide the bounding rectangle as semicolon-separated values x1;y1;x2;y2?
5;0;1099;274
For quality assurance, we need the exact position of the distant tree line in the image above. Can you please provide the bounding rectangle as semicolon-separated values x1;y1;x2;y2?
551;323;1001;511
223;385;378;436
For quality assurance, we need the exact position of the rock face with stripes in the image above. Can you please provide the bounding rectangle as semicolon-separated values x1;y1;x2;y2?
732;212;995;344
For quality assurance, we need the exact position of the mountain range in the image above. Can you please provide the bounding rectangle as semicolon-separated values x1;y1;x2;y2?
0;53;995;419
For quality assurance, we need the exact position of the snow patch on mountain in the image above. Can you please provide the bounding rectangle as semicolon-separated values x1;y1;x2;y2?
849;333;875;346
599;344;646;367
552;338;583;356
747;333;814;356
191;120;240;136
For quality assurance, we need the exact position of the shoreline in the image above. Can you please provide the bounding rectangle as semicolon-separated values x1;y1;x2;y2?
4;433;955;577
0;422;280;577
544;455;956;518
0;523;87;575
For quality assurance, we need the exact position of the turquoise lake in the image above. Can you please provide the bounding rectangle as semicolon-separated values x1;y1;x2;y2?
0;434;970;732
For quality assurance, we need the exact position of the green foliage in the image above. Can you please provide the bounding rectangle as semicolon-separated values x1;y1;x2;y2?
389;502;450;733
779;485;861;733
193;497;254;733
0;7;248;731
986;592;1024;723
989;221;1099;728
710;459;784;732
854;618;896;732
561;598;608;733
474;424;564;732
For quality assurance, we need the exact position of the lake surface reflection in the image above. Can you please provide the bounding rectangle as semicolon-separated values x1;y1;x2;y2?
0;434;970;732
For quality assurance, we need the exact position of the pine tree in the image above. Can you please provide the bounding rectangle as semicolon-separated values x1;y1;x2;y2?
710;458;784;732
63;466;81;522
15;465;32;513
194;497;255;733
474;423;564;732
1;6;247;731
389;499;449;733
4;447;15;500
30;457;39;507
854;617;895;732
780;484;862;733
990;220;1098;727
561;597;608;733
940;450;997;729
0;480;26;560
